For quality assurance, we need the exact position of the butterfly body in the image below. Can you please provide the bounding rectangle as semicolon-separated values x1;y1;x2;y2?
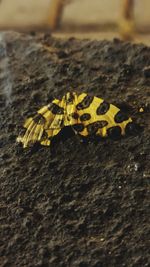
17;92;134;148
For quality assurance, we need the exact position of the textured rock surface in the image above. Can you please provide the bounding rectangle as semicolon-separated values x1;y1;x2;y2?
0;32;150;267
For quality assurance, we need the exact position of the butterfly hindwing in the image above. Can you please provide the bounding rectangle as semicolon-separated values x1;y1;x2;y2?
17;98;65;147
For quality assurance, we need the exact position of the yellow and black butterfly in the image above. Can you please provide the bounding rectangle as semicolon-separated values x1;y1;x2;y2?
17;92;135;148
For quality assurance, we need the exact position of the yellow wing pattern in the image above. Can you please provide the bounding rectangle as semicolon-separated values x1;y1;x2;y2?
17;92;134;147
71;93;132;139
17;98;65;147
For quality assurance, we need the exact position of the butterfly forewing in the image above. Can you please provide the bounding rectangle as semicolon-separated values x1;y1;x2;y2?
71;93;132;138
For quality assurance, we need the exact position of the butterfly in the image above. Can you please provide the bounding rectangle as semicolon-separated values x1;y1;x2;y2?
17;92;135;147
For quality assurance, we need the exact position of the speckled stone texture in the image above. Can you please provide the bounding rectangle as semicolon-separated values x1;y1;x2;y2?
0;32;150;267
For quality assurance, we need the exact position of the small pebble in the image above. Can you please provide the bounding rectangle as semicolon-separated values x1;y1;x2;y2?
139;107;144;113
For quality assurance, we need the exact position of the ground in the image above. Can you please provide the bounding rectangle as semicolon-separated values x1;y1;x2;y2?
0;32;150;267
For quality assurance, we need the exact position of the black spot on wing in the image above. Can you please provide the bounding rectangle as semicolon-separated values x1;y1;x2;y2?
71;112;79;120
80;113;91;121
107;126;122;139
96;101;110;115
72;123;84;132
41;130;49;141
66;92;75;104
76;95;94;110
33;114;46;124
87;120;108;135
48;103;64;115
114;110;129;123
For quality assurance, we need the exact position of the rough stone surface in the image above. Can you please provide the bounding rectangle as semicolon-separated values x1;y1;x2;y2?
0;32;150;267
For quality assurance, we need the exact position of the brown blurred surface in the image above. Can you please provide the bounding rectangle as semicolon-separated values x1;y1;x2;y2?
54;0;150;45
0;0;149;44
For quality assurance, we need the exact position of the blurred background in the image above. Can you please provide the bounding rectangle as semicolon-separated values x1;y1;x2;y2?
0;0;149;44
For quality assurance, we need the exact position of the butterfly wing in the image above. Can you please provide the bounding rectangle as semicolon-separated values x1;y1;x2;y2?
71;93;132;139
17;98;65;147
17;92;134;148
